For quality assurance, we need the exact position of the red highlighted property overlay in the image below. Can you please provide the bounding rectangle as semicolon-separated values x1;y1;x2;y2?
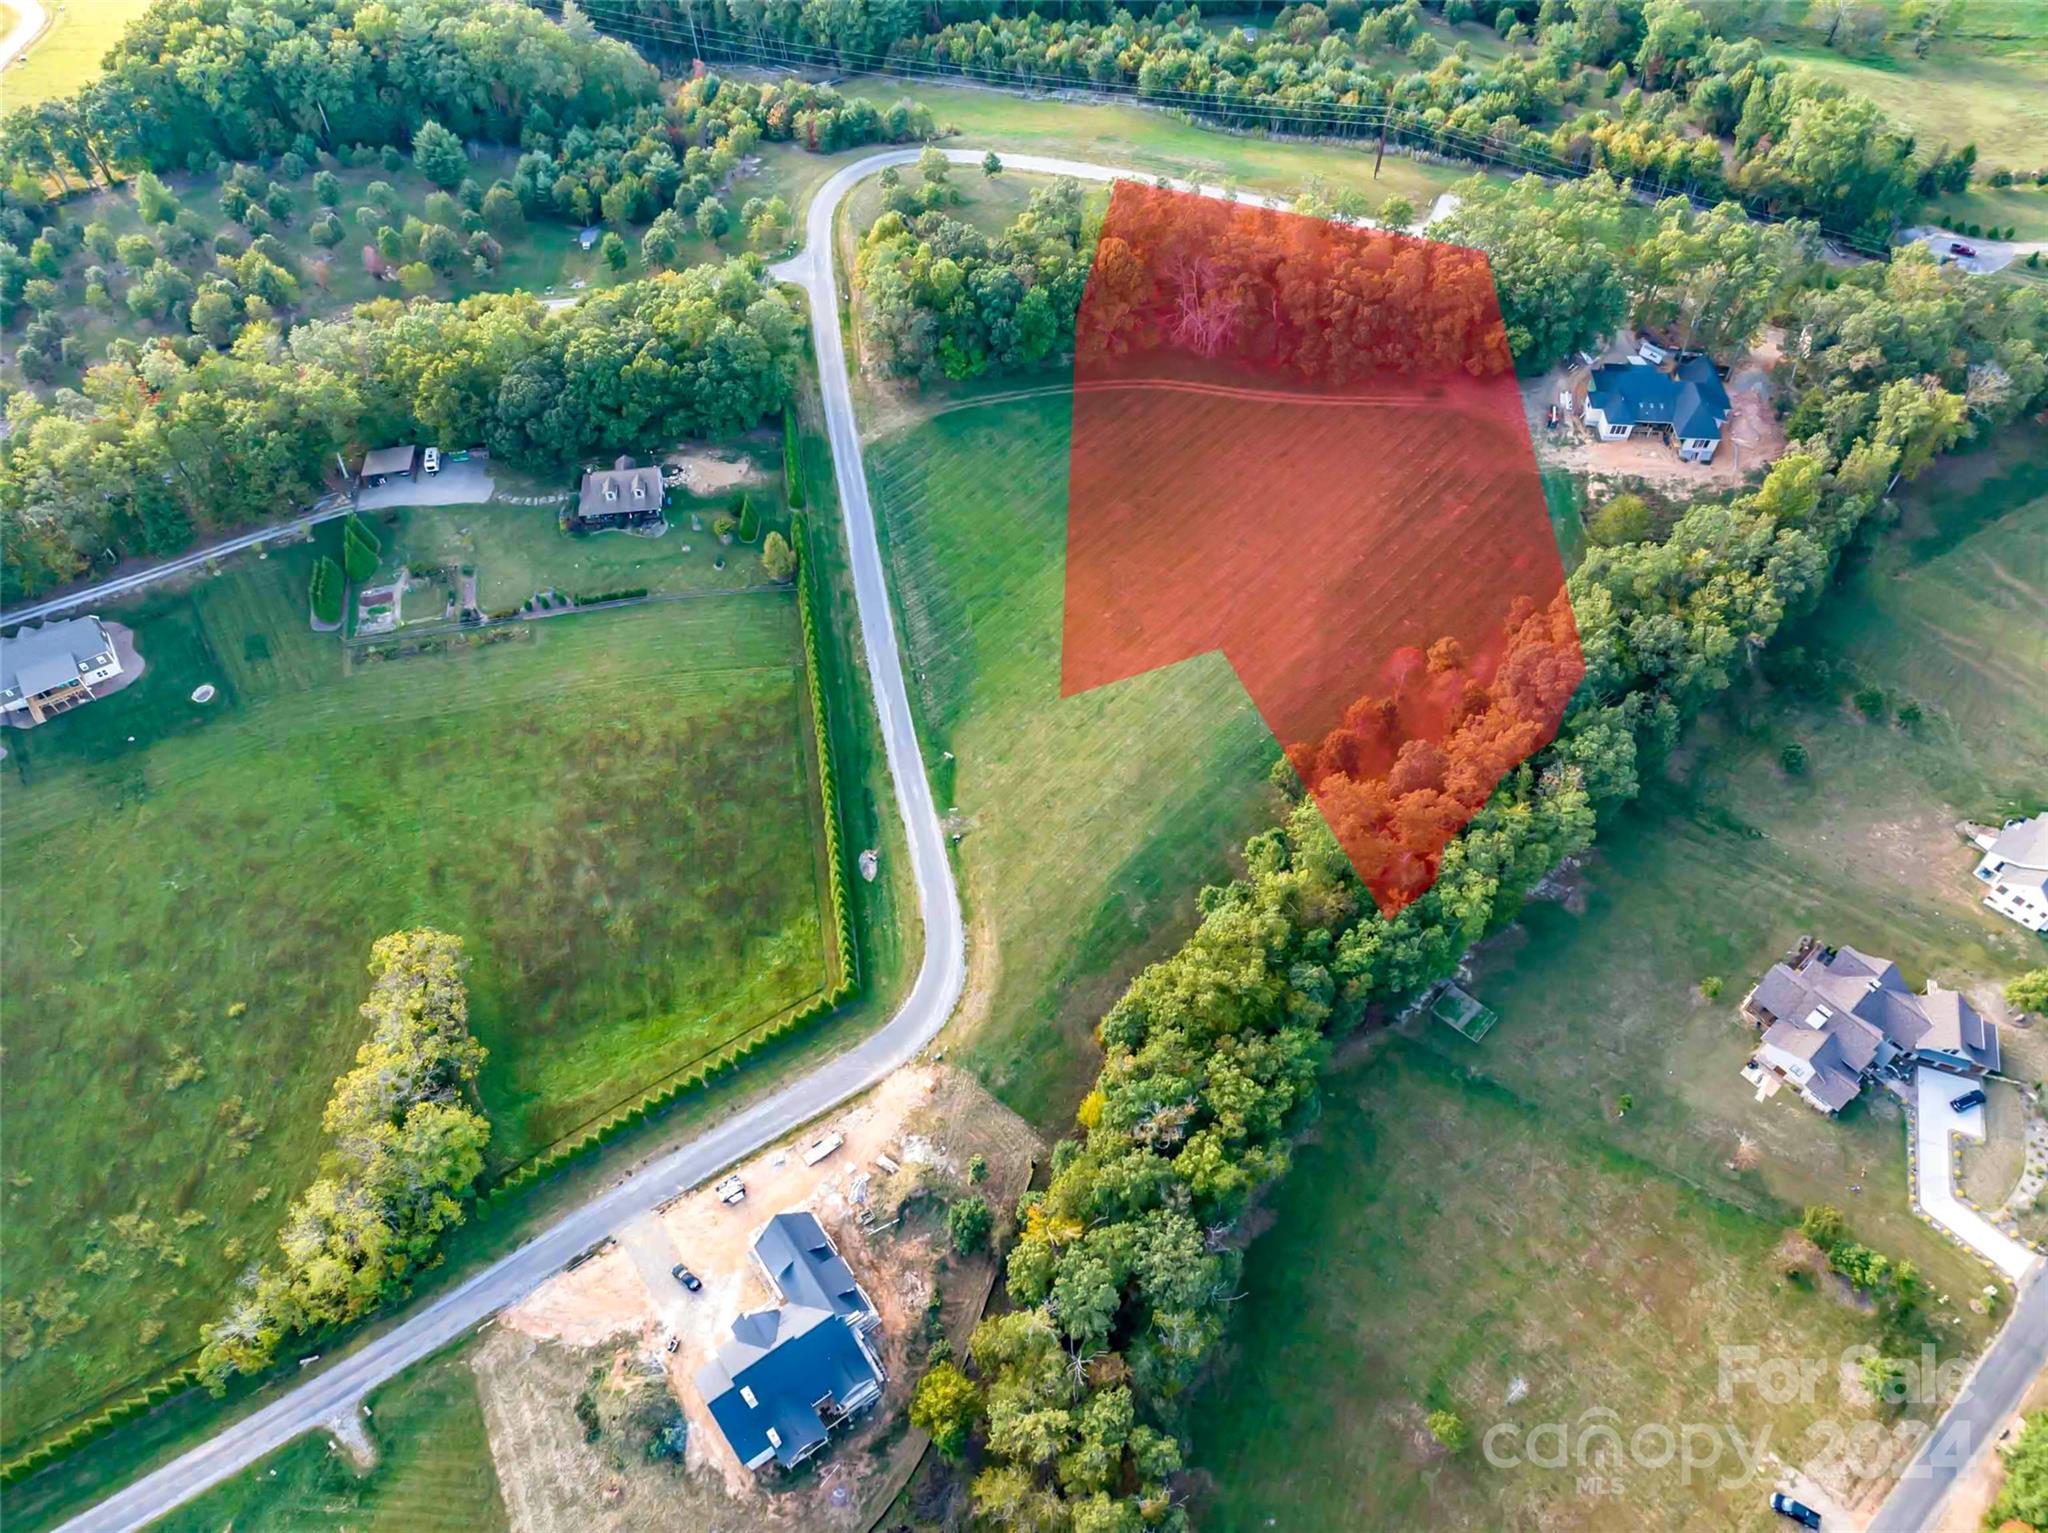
1061;184;1584;914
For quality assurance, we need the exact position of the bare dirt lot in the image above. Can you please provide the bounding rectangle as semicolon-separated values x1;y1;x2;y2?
665;448;766;496
1521;336;1789;498
484;1064;1041;1533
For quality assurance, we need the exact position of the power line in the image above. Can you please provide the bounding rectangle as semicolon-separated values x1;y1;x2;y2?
542;2;1891;255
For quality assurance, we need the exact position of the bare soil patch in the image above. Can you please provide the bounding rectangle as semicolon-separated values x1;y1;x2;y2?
665;448;765;496
484;1065;1042;1532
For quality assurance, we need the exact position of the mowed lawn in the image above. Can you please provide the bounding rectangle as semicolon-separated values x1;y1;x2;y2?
1;0;155;105
1191;428;2045;1531
865;392;1283;1129
839;76;1476;212
154;1343;505;1533
0;546;828;1448
1195;1046;1946;1533
362;464;786;614
1765;34;2048;187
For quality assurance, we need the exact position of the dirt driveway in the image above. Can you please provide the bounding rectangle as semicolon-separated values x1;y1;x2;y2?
492;1064;1040;1528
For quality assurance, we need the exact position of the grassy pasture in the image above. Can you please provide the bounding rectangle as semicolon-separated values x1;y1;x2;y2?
1;0;154;107
1194;1044;1956;1533
359;462;785;614
837;76;1477;212
1190;426;2047;1531
1766;37;2048;179
154;1343;506;1533
863;389;1283;1131
1926;181;2048;240
0;530;829;1448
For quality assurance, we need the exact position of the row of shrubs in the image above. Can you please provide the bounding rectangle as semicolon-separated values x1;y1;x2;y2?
2;1364;203;1485
783;404;807;510
571;587;651;605
791;511;856;986
2;487;857;1491
475;513;856;1205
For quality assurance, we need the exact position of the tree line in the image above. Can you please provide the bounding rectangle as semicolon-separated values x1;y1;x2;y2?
1;259;800;600
195;930;489;1390
908;233;2048;1533
0;0;658;192
657;0;1972;243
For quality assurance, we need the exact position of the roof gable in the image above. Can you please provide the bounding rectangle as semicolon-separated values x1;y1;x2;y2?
695;1304;880;1469
754;1212;871;1323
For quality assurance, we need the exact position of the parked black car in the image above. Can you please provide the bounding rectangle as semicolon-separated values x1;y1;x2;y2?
1951;1089;1988;1112
1771;1491;1823;1528
671;1264;701;1292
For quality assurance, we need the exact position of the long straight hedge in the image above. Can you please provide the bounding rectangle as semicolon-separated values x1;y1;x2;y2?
474;510;857;1207
783;403;808;509
0;511;862;1490
1;1362;203;1485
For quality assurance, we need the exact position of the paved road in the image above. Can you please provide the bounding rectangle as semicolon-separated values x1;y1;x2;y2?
53;146;984;1533
55;147;1431;1531
0;0;48;71
1869;1270;2048;1532
0;499;352;628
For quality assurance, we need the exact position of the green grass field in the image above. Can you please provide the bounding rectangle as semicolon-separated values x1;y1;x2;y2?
864;390;1283;1130
1189;425;2047;1532
1;0;154;106
1767;37;2048;181
839;76;1478;212
1926;181;2048;239
154;1344;505;1533
1194;1045;1964;1533
0;530;829;1449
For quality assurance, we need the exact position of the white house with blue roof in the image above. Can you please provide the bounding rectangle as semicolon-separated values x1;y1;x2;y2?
694;1211;886;1472
1583;355;1731;463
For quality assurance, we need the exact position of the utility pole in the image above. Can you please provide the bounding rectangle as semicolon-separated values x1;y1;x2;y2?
1372;110;1388;181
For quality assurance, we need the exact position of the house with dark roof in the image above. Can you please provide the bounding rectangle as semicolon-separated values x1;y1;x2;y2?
0;616;125;725
1741;942;2001;1114
568;456;665;531
1583;356;1730;463
1971;815;2048;933
694;1211;884;1473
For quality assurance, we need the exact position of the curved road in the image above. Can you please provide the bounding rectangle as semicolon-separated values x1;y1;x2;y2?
54;143;1244;1533
42;145;2033;1533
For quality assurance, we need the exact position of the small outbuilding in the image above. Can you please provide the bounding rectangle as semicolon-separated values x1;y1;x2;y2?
359;445;418;485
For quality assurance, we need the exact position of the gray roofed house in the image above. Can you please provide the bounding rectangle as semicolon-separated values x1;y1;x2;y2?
694;1210;885;1474
694;1304;884;1471
1582;356;1731;463
1971;815;2048;933
570;455;665;530
0;616;125;725
1743;941;2000;1113
752;1211;876;1331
